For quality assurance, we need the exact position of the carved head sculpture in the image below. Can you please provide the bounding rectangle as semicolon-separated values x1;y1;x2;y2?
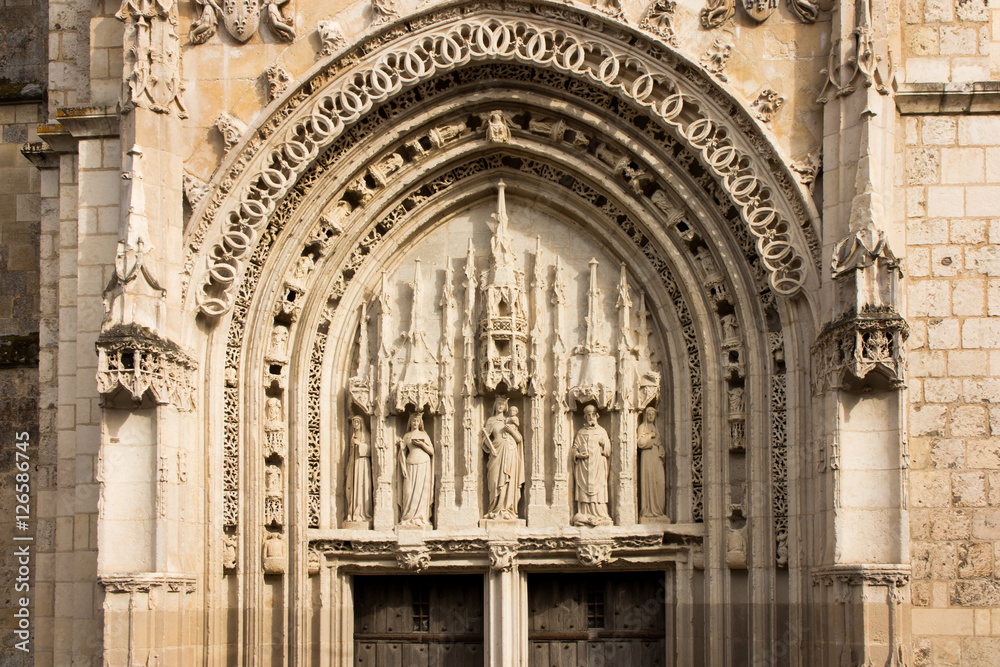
583;404;599;427
351;415;364;435
408;412;424;432
643;406;657;425
492;394;509;416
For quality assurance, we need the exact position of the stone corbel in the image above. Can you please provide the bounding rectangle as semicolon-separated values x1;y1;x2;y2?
813;224;908;393
395;544;431;571
576;541;614;567
96;324;197;410
488;542;518;572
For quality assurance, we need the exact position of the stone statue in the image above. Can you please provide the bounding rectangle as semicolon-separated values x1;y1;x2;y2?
345;415;373;523
485;110;512;144
572;404;613;526
265;464;282;496
262;533;286;575
637;406;667;519
397;412;434;528
267;324;289;363
720;313;739;346
481;395;524;520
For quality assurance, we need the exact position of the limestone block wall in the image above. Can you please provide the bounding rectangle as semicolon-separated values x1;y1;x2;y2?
902;0;997;81
0;99;42;665
904;112;1000;663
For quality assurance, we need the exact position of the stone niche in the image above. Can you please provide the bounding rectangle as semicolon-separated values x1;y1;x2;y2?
330;183;675;532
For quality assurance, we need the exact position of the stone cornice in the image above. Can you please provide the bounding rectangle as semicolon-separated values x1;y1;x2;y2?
896;82;1000;115
811;563;910;586
53;105;119;138
98;572;198;593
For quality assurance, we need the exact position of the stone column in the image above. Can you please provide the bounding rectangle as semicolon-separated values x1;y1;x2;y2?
486;542;522;667
812;0;910;659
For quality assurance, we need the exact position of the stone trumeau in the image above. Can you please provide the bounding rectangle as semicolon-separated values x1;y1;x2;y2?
8;0;1000;663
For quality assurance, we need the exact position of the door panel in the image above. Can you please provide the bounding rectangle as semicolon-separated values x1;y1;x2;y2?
353;574;484;667
528;572;667;667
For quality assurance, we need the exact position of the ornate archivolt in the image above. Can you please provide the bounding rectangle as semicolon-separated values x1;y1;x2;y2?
183;2;820;320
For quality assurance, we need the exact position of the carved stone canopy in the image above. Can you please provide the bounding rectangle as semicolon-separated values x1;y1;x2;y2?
96;323;197;410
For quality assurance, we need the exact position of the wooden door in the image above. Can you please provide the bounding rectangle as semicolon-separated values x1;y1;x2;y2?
528;572;667;667
353;574;484;667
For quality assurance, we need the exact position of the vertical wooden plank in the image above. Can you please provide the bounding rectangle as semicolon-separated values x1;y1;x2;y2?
402;642;430;667
353;641;375;667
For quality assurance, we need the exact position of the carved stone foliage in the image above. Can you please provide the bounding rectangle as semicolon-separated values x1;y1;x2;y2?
370;0;399;26
189;0;294;44
488;543;518;571
192;11;817;319
183;172;209;208
96;324;196;410
639;0;677;45
577;542;614;567
699;40;732;81
752;88;785;123
395;545;431;570
214;113;247;153
116;0;186;117
264;64;291;102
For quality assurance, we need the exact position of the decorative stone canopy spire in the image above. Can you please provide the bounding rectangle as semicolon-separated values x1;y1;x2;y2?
478;181;528;394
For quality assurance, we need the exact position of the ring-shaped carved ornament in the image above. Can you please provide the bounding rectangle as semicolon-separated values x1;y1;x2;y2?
191;12;816;317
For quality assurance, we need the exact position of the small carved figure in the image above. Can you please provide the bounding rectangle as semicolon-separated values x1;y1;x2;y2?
527;116;566;142
264;396;285;458
485;110;513;144
345;415;373;522
265;464;282;496
695;246;721;282
262;533;286;574
637;406;667;519
267;324;289;363
726;527;748;569
287;253;314;290
398;412;434;528
572;404;613;526
223;535;237;570
482;395;525;520
728;385;745;416
720;313;740;346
